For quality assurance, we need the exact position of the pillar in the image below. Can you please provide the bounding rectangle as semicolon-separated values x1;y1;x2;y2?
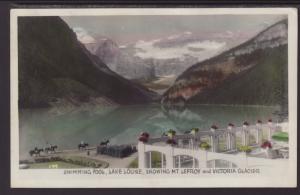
138;142;147;168
242;129;249;146
211;160;216;168
191;139;194;150
268;128;272;141
178;155;181;168
197;150;207;168
231;133;236;150
256;128;263;145
226;132;232;150
210;135;218;152
268;123;273;141
149;151;152;168
192;157;195;168
165;145;174;168
161;153;164;168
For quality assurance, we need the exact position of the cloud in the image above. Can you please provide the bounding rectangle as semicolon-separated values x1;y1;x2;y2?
167;31;193;40
134;38;226;61
167;34;181;40
119;45;127;49
73;27;96;44
184;31;192;35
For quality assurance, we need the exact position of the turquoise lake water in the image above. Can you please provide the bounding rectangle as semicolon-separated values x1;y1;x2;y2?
19;104;279;158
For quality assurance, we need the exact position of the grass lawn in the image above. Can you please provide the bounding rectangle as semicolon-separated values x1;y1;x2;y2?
272;132;288;142
29;161;85;169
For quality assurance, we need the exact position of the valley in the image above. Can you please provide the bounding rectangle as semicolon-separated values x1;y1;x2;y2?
18;16;288;113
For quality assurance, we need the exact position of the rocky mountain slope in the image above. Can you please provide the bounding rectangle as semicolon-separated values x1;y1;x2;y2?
83;30;239;81
85;39;156;80
18;16;156;108
162;19;288;107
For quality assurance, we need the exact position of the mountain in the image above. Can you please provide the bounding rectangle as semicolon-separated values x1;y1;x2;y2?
162;19;288;107
85;38;156;81
116;29;253;78
94;39;121;67
82;27;260;95
83;29;248;80
18;16;156;108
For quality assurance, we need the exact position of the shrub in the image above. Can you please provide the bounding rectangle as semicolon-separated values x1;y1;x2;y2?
128;158;138;168
238;145;252;153
191;128;199;134
167;129;176;137
272;132;288;142
199;142;211;150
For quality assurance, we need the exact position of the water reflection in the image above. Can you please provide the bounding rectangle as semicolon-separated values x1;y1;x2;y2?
19;104;279;158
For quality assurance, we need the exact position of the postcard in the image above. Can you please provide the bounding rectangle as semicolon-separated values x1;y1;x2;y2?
10;8;297;188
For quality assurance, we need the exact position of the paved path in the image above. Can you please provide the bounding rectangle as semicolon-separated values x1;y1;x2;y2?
22;146;138;168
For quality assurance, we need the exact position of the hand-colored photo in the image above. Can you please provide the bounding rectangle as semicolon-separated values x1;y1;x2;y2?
18;14;289;169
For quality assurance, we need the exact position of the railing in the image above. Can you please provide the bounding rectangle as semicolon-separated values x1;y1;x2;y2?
138;122;286;169
146;122;281;145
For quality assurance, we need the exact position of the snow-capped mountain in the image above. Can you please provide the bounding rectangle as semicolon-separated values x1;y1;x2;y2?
81;29;251;81
83;38;155;80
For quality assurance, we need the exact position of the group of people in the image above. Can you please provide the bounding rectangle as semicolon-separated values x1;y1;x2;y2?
29;143;58;157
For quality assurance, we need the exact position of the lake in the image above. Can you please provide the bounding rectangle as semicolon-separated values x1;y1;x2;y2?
19;104;280;159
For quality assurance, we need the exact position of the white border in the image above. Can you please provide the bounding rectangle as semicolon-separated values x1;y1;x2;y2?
10;8;298;188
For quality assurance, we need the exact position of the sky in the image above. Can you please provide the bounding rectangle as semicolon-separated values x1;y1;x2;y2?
62;15;286;45
62;15;286;61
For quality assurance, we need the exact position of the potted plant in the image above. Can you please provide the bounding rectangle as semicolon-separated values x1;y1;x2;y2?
243;121;249;128
138;132;150;143
256;120;262;126
191;128;199;135
261;140;272;149
140;132;149;139
238;145;252;153
227;123;234;130
268;119;273;125
261;140;272;158
199;142;211;151
211;125;218;130
167;129;176;138
166;138;177;146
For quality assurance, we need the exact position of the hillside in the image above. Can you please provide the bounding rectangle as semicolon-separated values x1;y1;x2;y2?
162;19;288;108
18;16;155;108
